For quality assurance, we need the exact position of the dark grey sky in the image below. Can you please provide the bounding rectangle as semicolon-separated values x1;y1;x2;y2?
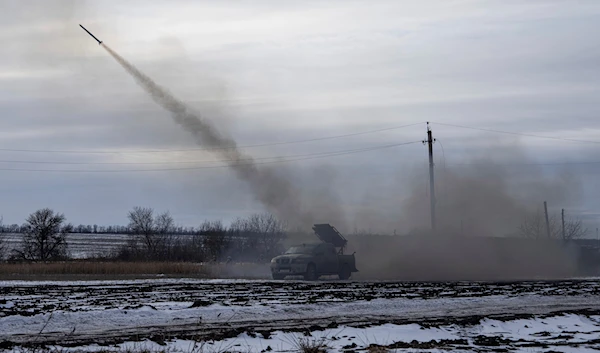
1;0;600;234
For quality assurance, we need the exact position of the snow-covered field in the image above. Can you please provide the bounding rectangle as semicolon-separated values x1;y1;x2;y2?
58;314;600;353
1;279;600;352
2;233;129;258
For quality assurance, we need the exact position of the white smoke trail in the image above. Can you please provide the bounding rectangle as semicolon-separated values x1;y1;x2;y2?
102;44;312;226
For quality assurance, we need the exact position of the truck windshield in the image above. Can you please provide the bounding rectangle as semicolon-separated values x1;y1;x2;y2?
285;245;318;254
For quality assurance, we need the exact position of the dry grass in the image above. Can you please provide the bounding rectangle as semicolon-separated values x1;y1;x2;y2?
0;261;207;276
367;344;390;353
285;335;331;353
295;339;330;353
10;345;230;353
0;261;271;280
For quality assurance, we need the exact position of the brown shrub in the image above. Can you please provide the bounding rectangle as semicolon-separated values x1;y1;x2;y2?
0;261;206;277
0;261;271;280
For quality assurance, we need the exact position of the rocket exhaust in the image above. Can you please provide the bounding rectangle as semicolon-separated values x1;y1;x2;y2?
82;26;315;228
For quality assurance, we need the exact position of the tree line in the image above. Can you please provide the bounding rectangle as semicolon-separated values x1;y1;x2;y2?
0;207;287;262
0;223;198;235
0;205;589;262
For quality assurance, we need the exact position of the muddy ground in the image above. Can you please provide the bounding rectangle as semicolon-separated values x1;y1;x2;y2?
1;278;600;350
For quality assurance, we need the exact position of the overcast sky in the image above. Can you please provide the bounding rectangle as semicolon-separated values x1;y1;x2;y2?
1;0;600;234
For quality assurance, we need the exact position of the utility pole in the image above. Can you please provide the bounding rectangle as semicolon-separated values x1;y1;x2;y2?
423;122;436;231
544;201;551;239
561;208;565;240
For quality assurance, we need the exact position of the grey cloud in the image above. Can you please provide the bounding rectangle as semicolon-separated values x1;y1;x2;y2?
0;0;599;231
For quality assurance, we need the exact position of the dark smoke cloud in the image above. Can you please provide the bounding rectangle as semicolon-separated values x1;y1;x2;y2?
347;233;582;281
100;44;584;242
400;158;582;237
384;144;582;238
102;44;314;227
340;143;583;237
342;147;585;281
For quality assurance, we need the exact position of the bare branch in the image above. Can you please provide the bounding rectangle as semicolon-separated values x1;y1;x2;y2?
126;207;175;260
16;208;70;261
519;209;587;241
563;217;588;240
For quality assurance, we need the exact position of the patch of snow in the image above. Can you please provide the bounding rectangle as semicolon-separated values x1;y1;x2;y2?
475;313;600;342
1;293;599;339
2;278;600;352
31;316;600;353
0;301;14;309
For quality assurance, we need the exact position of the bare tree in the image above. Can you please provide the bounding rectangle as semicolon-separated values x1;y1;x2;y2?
230;213;286;261
155;211;176;257
249;213;286;259
519;210;557;239
127;207;175;260
199;220;227;261
229;216;258;256
13;209;72;261
519;209;587;240
563;217;588;240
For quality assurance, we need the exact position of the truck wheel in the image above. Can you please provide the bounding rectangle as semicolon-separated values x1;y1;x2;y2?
304;263;317;281
272;273;286;280
338;264;351;280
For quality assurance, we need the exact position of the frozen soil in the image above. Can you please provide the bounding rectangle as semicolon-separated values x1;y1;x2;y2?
1;279;600;351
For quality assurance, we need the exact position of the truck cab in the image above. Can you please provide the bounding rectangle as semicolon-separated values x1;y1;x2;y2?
270;224;358;280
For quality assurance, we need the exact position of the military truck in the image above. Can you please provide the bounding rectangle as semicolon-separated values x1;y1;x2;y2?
270;224;358;280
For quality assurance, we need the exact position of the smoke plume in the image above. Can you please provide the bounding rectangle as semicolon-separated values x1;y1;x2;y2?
342;149;585;281
101;44;312;227
399;152;582;237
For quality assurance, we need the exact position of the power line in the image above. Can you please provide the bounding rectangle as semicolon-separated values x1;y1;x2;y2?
0;141;421;173
0;142;417;166
432;122;600;145
0;122;424;154
435;138;447;171
448;160;600;166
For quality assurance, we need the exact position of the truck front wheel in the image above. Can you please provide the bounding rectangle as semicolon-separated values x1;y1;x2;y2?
338;264;351;280
304;263;317;281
